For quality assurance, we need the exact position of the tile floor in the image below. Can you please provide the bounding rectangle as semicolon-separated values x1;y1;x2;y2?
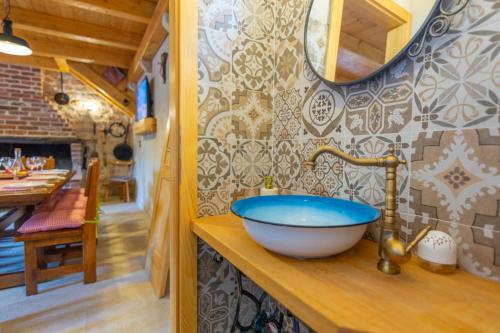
0;202;170;333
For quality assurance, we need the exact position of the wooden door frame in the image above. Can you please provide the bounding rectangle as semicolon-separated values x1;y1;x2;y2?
169;0;198;331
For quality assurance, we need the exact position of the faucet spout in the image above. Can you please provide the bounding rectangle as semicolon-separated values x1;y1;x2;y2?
307;145;390;168
306;144;423;275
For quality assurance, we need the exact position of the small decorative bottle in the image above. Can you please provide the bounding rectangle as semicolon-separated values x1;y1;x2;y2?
9;148;26;180
260;176;278;196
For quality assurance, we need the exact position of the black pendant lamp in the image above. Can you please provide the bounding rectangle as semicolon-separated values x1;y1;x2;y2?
0;0;32;56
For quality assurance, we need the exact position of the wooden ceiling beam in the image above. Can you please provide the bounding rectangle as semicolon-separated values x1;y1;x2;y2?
14;31;134;68
54;58;70;72
4;6;142;51
68;61;135;117
0;54;58;71
128;0;169;83
49;0;156;24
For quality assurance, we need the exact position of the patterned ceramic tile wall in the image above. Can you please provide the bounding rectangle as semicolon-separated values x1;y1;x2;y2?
198;0;314;332
197;0;500;331
198;0;277;215
269;0;500;281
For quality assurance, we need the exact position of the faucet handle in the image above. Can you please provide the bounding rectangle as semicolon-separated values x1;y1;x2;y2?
406;225;432;253
382;225;432;264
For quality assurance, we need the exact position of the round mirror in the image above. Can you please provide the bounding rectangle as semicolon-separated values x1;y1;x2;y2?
305;0;438;85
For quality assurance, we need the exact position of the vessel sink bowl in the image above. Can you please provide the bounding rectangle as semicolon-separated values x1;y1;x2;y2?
230;195;380;258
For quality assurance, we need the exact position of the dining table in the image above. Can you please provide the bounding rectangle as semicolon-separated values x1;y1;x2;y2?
0;169;76;290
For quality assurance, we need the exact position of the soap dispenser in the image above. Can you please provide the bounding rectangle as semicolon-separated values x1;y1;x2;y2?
260;176;278;196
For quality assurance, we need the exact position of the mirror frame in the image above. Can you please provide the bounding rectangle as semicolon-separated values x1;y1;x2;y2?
303;0;465;86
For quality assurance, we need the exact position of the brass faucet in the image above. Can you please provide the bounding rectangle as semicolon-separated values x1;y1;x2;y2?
305;145;431;274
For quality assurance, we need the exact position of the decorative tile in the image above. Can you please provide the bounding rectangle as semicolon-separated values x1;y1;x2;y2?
275;35;304;91
364;212;406;244
229;187;260;203
385;57;414;85
198;189;231;216
198;86;232;141
345;60;413;136
198;137;230;191
302;58;320;83
199;28;232;86
232;38;274;92
273;140;301;190
232;89;273;140
198;240;237;332
198;28;233;142
343;133;411;212
198;240;313;333
413;33;498;131
275;0;307;40
298;137;344;197
450;0;496;29
233;0;275;43
301;80;345;138
273;88;302;140
410;128;500;224
198;0;235;36
231;139;273;191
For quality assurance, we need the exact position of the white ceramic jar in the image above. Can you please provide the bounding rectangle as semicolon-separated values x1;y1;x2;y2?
417;230;457;274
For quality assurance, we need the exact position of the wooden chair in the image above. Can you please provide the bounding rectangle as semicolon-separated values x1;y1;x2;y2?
14;160;99;296
103;160;134;202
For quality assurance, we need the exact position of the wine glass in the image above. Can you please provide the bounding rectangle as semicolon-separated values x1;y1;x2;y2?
33;156;42;171
26;157;37;173
39;157;47;170
0;157;9;171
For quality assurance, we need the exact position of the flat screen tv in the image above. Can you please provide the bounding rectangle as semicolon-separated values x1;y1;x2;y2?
136;77;152;121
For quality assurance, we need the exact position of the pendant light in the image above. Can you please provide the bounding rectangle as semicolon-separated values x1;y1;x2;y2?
0;0;32;56
54;72;70;105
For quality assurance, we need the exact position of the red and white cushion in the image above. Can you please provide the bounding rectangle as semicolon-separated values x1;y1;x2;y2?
35;190;87;213
55;197;88;210
18;209;86;234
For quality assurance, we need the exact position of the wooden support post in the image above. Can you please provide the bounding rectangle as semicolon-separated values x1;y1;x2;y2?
324;0;345;81
169;0;198;331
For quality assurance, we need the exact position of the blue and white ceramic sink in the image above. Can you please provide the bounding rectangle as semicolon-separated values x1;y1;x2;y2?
230;195;380;258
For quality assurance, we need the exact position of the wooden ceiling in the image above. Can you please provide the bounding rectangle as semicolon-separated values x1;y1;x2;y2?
0;0;169;115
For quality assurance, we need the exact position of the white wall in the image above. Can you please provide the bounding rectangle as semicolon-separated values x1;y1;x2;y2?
393;0;435;35
133;38;169;217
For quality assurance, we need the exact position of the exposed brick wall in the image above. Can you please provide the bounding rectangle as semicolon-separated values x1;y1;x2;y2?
0;63;76;138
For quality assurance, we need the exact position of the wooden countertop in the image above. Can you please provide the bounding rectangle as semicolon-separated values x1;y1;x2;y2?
192;214;500;333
